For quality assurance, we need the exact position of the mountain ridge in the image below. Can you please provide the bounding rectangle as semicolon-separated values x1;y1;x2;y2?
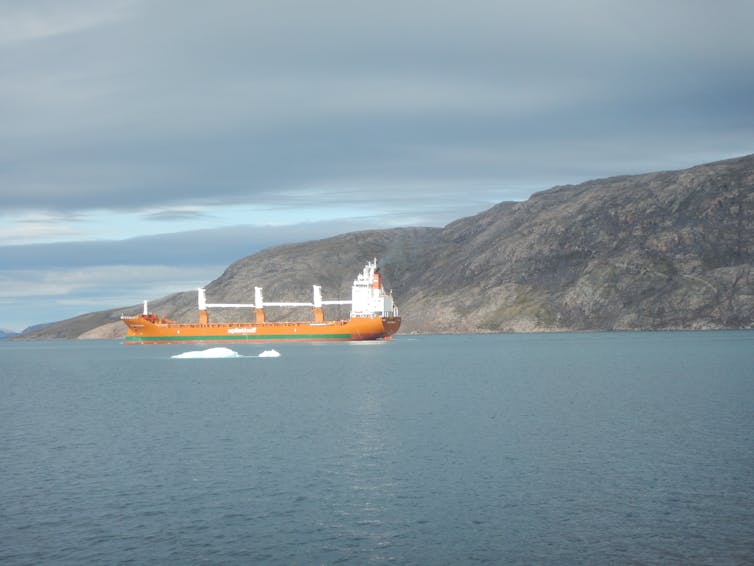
20;153;754;339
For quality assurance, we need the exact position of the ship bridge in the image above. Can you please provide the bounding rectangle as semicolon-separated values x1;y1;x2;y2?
349;259;398;318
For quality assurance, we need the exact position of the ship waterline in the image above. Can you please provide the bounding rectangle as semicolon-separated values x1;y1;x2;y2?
122;260;401;344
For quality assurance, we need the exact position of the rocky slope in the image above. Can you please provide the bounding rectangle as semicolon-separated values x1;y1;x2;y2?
406;154;753;331
21;154;754;339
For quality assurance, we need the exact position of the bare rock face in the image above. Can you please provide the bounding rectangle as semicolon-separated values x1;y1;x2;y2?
407;154;754;331
22;154;754;339
77;321;127;340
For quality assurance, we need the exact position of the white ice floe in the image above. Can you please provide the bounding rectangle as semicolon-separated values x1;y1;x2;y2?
171;347;241;359
258;349;281;358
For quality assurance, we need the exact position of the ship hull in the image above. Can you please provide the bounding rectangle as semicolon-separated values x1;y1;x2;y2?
123;315;401;344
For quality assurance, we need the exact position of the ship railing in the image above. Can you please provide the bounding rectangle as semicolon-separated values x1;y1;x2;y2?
350;311;399;318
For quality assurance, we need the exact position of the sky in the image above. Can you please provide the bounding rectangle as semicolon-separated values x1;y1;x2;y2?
1;0;753;331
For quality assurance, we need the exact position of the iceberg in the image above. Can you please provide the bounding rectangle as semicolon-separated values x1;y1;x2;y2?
258;349;281;358
171;347;241;359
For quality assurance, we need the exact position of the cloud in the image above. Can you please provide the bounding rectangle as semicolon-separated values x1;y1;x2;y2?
0;215;86;242
2;0;752;217
0;220;385;270
140;207;215;222
0;265;209;300
0;264;213;331
0;0;133;44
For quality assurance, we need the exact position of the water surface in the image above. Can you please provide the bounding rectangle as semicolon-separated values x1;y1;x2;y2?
1;332;752;564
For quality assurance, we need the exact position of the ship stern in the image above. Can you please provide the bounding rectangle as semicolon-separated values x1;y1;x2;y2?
382;316;401;337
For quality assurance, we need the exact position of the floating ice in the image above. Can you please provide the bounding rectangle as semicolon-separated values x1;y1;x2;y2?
258;349;281;358
171;347;241;359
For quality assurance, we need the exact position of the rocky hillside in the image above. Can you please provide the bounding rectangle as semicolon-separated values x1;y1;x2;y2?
21;154;754;339
405;154;753;331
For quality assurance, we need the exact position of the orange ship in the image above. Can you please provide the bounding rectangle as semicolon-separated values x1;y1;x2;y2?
122;259;401;344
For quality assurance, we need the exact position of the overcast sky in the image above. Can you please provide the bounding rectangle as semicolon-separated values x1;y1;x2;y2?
1;0;753;331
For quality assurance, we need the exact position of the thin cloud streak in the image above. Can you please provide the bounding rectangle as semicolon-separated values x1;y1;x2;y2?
0;0;133;44
0;265;210;299
0;265;217;331
0;220;387;270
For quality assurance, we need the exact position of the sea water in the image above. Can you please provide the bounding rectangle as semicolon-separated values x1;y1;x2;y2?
1;332;752;564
